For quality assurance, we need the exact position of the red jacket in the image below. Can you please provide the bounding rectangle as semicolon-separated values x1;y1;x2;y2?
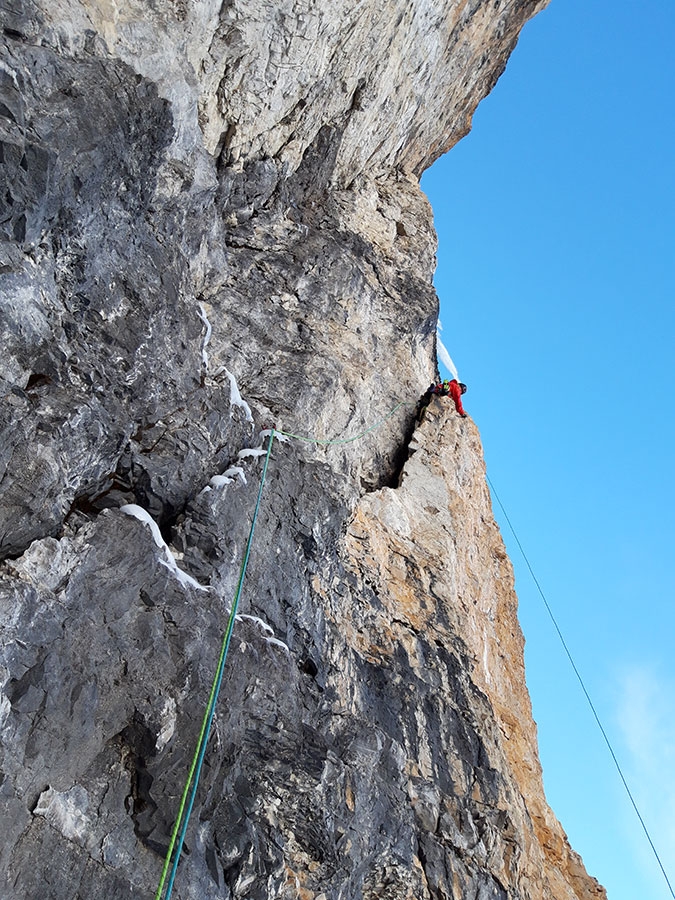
448;380;466;416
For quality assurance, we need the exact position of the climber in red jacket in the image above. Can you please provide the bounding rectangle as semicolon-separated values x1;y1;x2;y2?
447;379;467;417
418;379;468;420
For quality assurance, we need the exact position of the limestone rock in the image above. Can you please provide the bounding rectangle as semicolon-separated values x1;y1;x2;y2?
342;400;606;900
0;1;606;898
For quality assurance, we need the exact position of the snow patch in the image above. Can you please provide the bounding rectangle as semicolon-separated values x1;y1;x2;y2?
224;368;254;424
159;558;206;592
210;474;234;488
238;447;267;460
198;465;247;496
199;473;234;496
223;466;246;484
120;503;165;549
238;614;274;634
120;504;207;592
197;303;212;371
260;429;289;443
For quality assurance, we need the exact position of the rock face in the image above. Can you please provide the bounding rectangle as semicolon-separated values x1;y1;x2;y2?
0;2;606;899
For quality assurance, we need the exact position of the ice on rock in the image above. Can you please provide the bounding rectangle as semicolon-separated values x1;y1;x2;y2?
120;504;207;592
238;614;274;634
197;303;213;370
436;328;459;381
238;447;267;460
224;368;254;424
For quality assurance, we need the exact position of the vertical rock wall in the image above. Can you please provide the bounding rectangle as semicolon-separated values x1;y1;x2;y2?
0;2;606;898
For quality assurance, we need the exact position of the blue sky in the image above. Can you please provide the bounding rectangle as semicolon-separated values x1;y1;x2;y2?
422;1;675;898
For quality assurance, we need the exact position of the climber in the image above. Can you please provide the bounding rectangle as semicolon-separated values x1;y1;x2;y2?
447;379;468;417
417;379;468;420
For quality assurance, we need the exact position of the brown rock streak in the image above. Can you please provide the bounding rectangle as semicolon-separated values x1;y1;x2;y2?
342;398;605;900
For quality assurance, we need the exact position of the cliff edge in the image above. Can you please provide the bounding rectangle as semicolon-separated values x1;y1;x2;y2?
0;2;606;898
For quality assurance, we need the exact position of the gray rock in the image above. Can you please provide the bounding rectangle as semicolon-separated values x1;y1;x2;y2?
0;2;605;899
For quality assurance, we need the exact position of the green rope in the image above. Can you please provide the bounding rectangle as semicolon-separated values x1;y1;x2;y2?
155;429;275;900
154;398;414;897
275;399;410;445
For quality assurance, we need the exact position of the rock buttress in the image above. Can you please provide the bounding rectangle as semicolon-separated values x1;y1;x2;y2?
339;399;606;899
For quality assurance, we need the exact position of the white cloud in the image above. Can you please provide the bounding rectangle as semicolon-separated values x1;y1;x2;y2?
615;664;675;894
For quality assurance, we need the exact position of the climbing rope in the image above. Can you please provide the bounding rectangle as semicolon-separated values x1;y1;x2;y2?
156;392;673;897
154;394;417;896
154;395;451;897
154;400;413;897
155;430;275;900
486;474;675;900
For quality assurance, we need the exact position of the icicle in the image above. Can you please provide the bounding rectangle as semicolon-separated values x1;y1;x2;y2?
436;329;459;381
224;368;254;424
